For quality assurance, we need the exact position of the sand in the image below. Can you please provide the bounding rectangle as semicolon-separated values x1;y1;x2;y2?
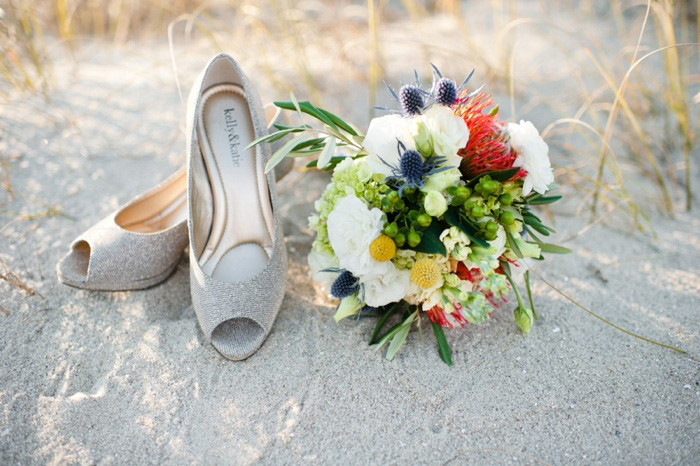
1;15;699;465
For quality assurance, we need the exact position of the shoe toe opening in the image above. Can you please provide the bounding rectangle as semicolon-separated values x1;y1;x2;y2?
58;240;91;283
211;317;266;360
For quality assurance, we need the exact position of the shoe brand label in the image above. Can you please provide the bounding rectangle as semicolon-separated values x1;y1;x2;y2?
224;108;241;167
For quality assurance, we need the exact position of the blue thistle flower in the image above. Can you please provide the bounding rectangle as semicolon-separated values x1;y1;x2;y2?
399;149;425;186
429;63;479;105
331;270;359;299
381;141;454;196
435;77;457;105
399;85;424;115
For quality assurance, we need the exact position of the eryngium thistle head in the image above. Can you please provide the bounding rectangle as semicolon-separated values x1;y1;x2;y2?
331;271;359;299
399;149;424;185
435;77;457;105
399;85;424;115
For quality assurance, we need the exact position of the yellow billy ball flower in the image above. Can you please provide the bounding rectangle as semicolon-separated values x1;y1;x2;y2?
411;258;441;289
369;234;396;262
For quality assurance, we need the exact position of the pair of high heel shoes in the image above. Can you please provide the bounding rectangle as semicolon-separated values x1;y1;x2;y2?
57;54;289;360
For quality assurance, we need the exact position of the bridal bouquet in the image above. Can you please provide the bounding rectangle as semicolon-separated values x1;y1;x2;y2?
255;65;568;364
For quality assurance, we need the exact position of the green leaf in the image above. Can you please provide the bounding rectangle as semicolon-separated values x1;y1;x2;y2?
374;322;404;351
289;150;322;157
385;313;416;361
466;168;520;187
527;195;563;205
505;229;523;258
306;155;346;170
275;100;338;132
317;136;336;169
522;215;552;236
317;108;359;136
521;209;542;222
524;192;542;203
289;92;305;124
538;243;572;254
290;137;326;151
523;224;544;244
273;124;309;131
411;220;447;255
370;304;400;344
443;207;489;248
244;128;294;150
352;134;365;146
431;322;453;366
265;133;314;174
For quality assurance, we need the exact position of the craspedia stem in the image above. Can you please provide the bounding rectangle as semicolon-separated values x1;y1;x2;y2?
399;85;424;115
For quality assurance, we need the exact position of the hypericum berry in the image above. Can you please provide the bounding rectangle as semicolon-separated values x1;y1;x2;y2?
369;234;396;262
470;205;485;218
481;179;499;195
484;230;497;241
417;213;432;227
486;221;499;233
399;149;425;185
383;222;399;238
435;77;457;105
331;271;359;299
455;186;470;199
500;211;515;225
407;231;422;248
499;193;513;206
394;233;406;247
411;258;441;289
399;85;424;115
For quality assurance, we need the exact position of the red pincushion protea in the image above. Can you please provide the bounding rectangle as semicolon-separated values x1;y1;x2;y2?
454;91;525;179
426;305;468;329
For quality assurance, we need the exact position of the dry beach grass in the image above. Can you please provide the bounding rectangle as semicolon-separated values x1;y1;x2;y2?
1;0;699;464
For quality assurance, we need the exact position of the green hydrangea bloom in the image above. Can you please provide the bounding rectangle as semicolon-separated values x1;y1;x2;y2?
308;158;387;255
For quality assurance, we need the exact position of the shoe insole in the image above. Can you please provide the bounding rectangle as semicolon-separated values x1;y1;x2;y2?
196;84;274;282
116;169;188;234
116;104;280;236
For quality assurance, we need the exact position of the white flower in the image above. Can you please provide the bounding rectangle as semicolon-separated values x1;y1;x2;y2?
420;288;445;312
490;225;507;258
360;261;411;307
308;248;339;294
333;156;354;173
507;120;554;195
406;274;444;309
420;105;469;165
362;114;417;175
420;167;461;193
424;191;448;217
439;226;471;261
326;194;383;276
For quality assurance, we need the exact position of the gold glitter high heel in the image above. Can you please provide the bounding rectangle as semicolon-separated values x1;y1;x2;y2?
57;105;288;292
186;54;287;360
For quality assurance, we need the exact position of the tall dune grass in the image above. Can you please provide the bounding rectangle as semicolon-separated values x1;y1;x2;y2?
0;0;696;224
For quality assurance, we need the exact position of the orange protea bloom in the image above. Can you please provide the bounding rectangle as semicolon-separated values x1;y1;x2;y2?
454;90;525;180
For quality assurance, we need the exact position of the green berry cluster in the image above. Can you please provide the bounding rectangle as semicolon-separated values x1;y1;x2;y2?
457;175;523;239
381;187;435;248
